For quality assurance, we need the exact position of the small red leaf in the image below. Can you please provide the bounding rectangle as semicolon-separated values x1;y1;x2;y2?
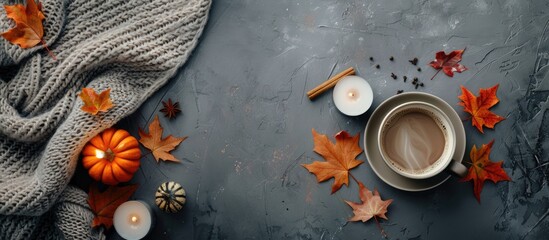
429;49;468;79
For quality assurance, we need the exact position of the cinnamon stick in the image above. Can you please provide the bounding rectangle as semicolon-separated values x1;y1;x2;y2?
307;67;355;100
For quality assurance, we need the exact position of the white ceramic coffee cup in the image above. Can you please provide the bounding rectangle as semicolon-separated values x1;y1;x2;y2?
377;101;468;179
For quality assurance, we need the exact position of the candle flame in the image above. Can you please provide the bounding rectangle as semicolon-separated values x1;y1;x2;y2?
347;90;359;100
95;149;105;159
129;214;140;225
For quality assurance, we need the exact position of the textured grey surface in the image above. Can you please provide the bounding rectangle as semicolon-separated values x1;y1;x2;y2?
106;0;549;239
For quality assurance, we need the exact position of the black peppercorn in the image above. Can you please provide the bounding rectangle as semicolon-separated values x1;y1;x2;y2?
391;73;397;79
397;90;404;94
409;58;419;65
390;56;394;61
369;57;374;61
403;76;407;82
415;84;419;89
420;83;424;87
417;68;421;72
375;64;380;69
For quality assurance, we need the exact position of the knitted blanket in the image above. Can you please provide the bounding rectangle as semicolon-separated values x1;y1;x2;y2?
0;0;210;239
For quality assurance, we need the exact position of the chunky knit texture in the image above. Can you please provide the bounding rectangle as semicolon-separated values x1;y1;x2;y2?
0;0;211;238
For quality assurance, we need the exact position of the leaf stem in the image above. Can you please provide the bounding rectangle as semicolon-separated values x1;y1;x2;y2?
374;216;388;239
141;151;152;159
41;39;57;60
349;172;360;185
431;69;441;80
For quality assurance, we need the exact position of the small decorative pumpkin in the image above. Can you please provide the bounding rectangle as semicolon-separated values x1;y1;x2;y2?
156;181;186;213
82;128;141;185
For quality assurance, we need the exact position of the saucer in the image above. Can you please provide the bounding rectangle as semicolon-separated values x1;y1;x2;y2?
364;92;466;191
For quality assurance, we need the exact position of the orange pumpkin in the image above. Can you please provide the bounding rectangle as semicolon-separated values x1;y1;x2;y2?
82;128;141;185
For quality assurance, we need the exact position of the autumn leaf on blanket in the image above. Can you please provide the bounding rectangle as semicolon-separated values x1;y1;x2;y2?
88;184;138;229
302;129;363;194
139;115;187;162
1;0;56;59
458;84;505;133
462;140;511;203
345;181;392;237
79;88;114;115
429;48;467;80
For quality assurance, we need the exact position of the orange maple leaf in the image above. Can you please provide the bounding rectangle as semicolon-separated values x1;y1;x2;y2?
302;129;363;194
79;88;114;115
1;0;55;59
458;84;505;133
345;181;392;238
87;184;138;229
345;182;393;222
138;115;187;162
461;140;511;203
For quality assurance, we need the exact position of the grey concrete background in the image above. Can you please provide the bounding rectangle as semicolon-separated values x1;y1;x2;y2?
102;0;549;239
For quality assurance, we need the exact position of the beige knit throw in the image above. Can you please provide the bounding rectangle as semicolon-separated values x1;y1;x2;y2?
0;0;210;238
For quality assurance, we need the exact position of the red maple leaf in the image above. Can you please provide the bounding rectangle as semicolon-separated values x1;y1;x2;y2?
429;49;468;80
458;84;505;133
87;184;138;229
461;140;511;203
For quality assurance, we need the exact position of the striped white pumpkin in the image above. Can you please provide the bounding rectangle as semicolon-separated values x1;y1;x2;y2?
155;181;186;213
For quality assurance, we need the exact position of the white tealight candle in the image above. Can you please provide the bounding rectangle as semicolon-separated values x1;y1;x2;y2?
113;201;153;240
333;75;373;116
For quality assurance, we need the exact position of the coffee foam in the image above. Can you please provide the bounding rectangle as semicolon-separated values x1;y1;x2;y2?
381;107;449;176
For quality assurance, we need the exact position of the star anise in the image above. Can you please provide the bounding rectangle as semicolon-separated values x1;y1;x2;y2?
160;99;181;119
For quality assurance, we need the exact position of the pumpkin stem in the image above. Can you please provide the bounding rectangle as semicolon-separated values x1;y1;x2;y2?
105;149;115;161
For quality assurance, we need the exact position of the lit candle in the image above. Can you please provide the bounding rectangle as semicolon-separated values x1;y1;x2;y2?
333;75;373;116
113;201;153;240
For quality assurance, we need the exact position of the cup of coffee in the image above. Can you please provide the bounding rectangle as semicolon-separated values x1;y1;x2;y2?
377;101;467;179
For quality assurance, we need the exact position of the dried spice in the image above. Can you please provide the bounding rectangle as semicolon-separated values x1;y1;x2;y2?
397;90;403;94
160;99;181;119
417;67;421;72
391;73;397;80
375;64;380;69
389;56;394;61
409;58;418;65
369;57;374;61
403;76;407;82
